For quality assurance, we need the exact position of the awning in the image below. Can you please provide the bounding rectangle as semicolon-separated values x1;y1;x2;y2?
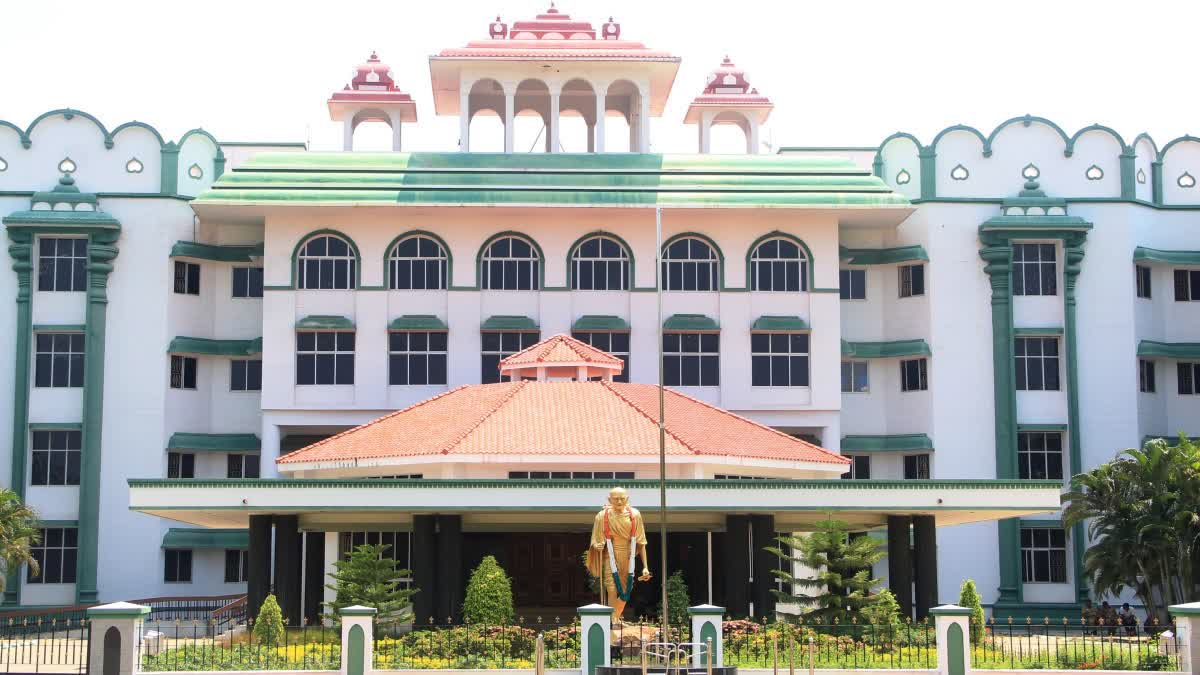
296;315;354;330
481;315;538;331
572;315;630;331
752;315;809;332
162;528;248;550
840;245;929;266
170;241;263;262
1133;246;1200;265
389;315;448;331
1138;340;1200;360
167;433;261;453
1013;327;1063;336
841;339;931;358
841;434;933;453
167;337;262;356
664;314;719;331
129;478;1064;532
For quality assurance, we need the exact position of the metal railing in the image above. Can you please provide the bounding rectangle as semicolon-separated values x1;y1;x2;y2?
722;618;936;669
139;621;339;671
372;618;580;669
0;616;89;673
972;617;1182;671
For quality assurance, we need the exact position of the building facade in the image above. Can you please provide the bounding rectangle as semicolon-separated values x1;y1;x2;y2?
2;5;1198;619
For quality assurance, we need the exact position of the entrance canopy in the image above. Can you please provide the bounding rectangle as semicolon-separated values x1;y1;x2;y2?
128;477;1062;531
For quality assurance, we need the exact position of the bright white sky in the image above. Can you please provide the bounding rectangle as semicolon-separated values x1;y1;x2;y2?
3;0;1198;155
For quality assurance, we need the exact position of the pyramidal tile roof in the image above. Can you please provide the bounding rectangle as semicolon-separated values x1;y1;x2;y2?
277;380;848;467
500;334;623;368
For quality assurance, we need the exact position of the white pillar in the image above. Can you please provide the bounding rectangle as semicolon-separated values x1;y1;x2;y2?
459;91;470;152
343;120;354;152
688;604;724;667
1169;602;1200;675
549;90;561;153
931;604;972;675
87;602;149;675
323;532;339;623
388;111;402;152
260;421;281;478
339;606;376;675
637;86;650;152
593;93;606;153
747;118;760;155
578;604;612;675
699;112;713;154
504;90;515;153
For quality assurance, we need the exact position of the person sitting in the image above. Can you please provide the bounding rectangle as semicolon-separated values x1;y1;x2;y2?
1100;602;1119;635
1119;603;1138;636
1081;600;1098;632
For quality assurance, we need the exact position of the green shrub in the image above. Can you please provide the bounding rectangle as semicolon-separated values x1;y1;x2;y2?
657;570;691;625
861;588;901;629
462;555;514;625
252;594;285;648
325;543;417;634
957;579;986;644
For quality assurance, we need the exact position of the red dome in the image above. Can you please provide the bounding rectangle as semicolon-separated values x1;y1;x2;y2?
347;51;398;92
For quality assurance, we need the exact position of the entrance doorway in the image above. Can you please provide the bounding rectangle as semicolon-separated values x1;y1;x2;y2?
508;533;593;611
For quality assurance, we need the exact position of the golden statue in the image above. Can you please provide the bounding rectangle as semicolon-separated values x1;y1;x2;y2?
586;487;651;621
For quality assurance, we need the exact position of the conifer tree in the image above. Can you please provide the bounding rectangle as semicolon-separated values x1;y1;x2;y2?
768;517;886;623
462;555;514;625
325;544;417;633
957;579;986;644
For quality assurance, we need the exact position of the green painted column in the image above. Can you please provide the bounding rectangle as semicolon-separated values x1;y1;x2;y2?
980;240;1020;605
1062;235;1089;603
159;142;179;195
3;230;33;607
1151;161;1163;205
918;147;937;199
1119;151;1136;201
76;231;119;604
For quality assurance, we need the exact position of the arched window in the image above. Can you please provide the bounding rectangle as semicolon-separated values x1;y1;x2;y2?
297;235;357;290
388;235;447;290
571;235;629;291
480;235;540;290
661;236;719;291
750;237;807;292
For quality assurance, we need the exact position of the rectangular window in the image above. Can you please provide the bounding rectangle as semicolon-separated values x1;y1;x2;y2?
169;355;198;390
338;532;412;574
841;455;871;480
1139;359;1156;393
839;269;866;300
1015;337;1061;391
509;471;635;480
1017;431;1064;480
230;359;262;391
663;332;720;387
37;238;87;292
1020;527;1067;583
1174;269;1200;301
173;261;200;295
30;429;82;486
226;454;260;479
388;331;448;386
27;527;77;584
296;331;355;385
1178;362;1200;395
1135;265;1152;299
751;333;809;387
224;549;248;583
481;331;540;384
167;452;195;479
34;333;84;388
899;264;925;298
903;454;930;479
571;331;631;383
713;474;768;480
232;267;264;298
164;549;193;583
900;358;928;392
1012;243;1057;296
841;361;869;393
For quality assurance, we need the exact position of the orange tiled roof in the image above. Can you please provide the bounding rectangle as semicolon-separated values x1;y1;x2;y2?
277;380;847;466
499;334;623;368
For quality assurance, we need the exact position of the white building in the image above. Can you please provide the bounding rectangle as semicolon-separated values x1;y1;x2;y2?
2;5;1197;622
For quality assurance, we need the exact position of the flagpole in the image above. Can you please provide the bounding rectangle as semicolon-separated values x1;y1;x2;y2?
656;206;669;642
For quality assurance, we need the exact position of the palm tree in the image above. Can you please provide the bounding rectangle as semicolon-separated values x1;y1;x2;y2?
0;490;40;590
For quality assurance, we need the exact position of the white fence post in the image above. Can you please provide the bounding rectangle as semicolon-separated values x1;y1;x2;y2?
688;604;724;667
339;605;376;675
1169;602;1200;675
930;604;972;675
86;602;150;675
579;603;612;675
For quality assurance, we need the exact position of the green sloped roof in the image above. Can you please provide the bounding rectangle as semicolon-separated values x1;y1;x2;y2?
841;434;934;453
481;315;538;330
170;241;263;262
1138;340;1200;359
389;315;448;330
664;314;719;331
1134;246;1200;265
167;337;262;356
840;245;929;265
167;433;260;452
752;315;810;331
296;315;355;330
162;528;248;550
572;315;630;331
194;152;911;209
841;339;931;358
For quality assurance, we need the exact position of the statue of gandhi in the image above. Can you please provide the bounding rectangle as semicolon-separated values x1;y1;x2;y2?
586;487;652;621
